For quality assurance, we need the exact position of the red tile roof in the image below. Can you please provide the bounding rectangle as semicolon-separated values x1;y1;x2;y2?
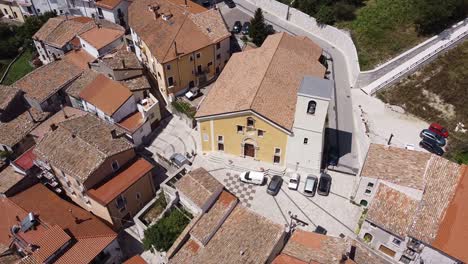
432;165;468;263
95;0;123;9
13;147;36;171
63;49;95;70
118;111;145;133
30;225;71;263
88;158;154;205
124;255;148;264
79;26;124;50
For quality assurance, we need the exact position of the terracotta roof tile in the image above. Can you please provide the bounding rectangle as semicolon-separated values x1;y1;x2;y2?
124;255;148;264
351;240;390;264
190;191;237;245
13;147;36;171
0;166;24;194
408;156;462;244
120;76;151;92
118;111;145;133
79;26;124;50
101;48;142;70
88;158;153;205
33;16;93;48
95;0;123;9
63;49;95;70
30;225;71;263
366;184;419;238
0;85;20;111
360;144;431;190
65;70;100;98
0;197;28;246
170;205;284;264
196;32;325;131
34;114;134;182
272;254;308;264
79;74;133;116
175;168;223;208
0;109;48;147
129;0;228;63
14;59;83;103
432;166;468;263
29;106;87;141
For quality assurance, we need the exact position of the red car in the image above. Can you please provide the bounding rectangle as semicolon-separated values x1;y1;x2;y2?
429;123;449;138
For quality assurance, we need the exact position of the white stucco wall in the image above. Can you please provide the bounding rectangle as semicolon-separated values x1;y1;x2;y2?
128;119;151;146
111;95;137;123
80;37;99;58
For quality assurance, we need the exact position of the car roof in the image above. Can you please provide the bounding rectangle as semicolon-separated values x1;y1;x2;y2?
306;175;317;179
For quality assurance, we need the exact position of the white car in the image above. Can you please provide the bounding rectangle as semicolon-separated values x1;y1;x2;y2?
288;173;300;190
239;171;265;185
185;87;200;100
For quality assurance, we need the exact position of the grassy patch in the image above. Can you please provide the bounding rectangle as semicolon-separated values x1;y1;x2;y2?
172;100;196;118
143;207;192;251
378;41;468;164
337;0;426;70
2;49;34;85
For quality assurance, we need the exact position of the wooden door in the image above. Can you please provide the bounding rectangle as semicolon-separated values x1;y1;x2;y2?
244;144;255;157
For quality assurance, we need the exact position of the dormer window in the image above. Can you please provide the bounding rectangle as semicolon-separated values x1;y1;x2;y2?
307;101;317;115
247;117;255;128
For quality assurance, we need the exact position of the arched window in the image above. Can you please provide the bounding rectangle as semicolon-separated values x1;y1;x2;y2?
307;101;317;114
360;200;368;207
363;233;373;243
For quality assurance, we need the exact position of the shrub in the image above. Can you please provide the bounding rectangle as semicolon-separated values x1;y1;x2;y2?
171;100;196;118
143;208;191;251
315;5;335;25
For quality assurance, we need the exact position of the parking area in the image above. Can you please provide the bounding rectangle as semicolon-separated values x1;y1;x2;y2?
192;153;363;237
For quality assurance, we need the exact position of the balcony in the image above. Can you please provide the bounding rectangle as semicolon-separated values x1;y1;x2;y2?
407;239;424;253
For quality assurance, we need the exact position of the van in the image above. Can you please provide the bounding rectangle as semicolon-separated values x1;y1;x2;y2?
304;175;318;197
239;171;265;185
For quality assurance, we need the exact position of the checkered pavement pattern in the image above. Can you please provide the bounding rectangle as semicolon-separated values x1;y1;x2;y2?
223;172;256;208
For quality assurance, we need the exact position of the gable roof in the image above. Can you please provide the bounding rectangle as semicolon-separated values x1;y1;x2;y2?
8;184;117;264
0;108;48;147
88;158;154;205
79;26;124;50
432;166;468;263
360;144;431;190
33;16;94;48
34;114;134;182
66;69;100;98
101;48;142;70
0;85;20;111
63;49;95;70
129;0;230;63
175;167;223;208
79;74;133;116
0;166;24;194
366;183;419;238
195;33;326;131
170;205;284;264
95;0;123;9
13;59;83;103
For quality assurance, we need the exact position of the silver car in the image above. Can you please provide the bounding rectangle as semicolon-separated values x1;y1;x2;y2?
303;175;318;197
420;129;446;146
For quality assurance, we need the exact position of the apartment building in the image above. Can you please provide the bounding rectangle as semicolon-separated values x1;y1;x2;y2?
196;33;329;173
0;0;25;22
353;144;468;264
33;16;124;65
0;184;121;263
128;0;231;103
33;114;156;229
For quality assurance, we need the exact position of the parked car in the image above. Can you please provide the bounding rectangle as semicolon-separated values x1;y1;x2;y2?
327;147;339;166
241;22;250;35
420;138;444;156
185;87;200;101
429;122;449;138
239;171;265;185
170;153;191;168
267;175;283;196
315;225;327;235
317;174;332;196
224;0;235;8
303;175;318;197
288;173;300;190
420;129;446;146
232;21;242;33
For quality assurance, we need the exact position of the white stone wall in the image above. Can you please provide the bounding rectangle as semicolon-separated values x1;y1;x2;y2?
111;95;137;122
128;119;151;146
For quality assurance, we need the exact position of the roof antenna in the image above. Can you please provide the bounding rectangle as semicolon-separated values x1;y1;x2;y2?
68;209;82;224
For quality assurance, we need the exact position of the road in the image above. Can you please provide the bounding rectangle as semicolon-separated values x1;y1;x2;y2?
219;3;360;173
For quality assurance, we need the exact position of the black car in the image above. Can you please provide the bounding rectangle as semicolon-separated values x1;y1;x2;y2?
315;225;327;235
420;138;444;156
327;147;339;166
224;0;235;8
202;0;211;7
317;174;332;196
267;175;283;196
241;22;250;35
232;21;242;33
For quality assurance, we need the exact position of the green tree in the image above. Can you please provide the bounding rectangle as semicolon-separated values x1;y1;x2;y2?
334;1;356;21
249;8;271;47
315;4;335;25
17;11;56;47
414;0;468;35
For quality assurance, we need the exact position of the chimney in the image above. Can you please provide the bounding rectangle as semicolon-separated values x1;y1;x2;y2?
121;59;126;69
50;123;58;131
111;129;118;139
26;109;37;123
61;104;68;119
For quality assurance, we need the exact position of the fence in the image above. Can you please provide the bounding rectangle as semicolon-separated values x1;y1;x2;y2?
235;0;360;87
363;25;468;95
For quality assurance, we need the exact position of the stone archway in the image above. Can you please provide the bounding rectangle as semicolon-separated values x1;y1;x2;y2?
241;138;258;159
